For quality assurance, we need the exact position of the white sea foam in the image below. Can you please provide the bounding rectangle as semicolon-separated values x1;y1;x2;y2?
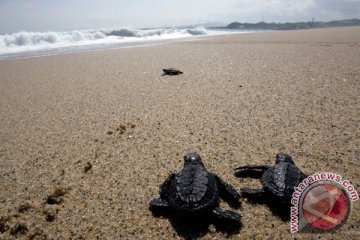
0;27;243;59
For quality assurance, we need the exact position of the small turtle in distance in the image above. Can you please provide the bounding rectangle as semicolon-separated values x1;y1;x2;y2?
162;68;183;76
235;153;307;204
150;153;241;223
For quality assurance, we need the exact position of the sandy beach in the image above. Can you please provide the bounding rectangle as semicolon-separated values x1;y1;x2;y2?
0;27;359;239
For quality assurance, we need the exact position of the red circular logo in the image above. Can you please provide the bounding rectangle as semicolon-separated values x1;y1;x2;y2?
300;181;351;231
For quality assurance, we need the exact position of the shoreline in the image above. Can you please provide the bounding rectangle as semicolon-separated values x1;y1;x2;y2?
1;25;359;62
0;30;251;62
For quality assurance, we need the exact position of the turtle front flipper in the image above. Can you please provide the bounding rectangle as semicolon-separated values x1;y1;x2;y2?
149;198;170;209
150;173;175;213
235;164;271;179
241;187;266;198
235;164;270;171
212;207;241;222
214;175;240;203
159;173;176;199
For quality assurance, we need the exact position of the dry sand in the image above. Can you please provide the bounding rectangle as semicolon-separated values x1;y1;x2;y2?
0;27;359;239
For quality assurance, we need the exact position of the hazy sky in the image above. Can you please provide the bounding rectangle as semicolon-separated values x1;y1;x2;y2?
0;0;359;33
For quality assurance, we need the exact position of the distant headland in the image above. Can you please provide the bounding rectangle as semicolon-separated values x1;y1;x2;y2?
216;19;360;30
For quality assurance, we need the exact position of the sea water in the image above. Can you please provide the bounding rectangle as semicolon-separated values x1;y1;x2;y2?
0;27;248;60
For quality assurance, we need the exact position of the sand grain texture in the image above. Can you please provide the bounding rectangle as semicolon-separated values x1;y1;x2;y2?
0;27;359;239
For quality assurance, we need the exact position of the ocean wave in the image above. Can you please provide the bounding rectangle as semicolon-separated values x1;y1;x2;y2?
0;27;208;48
0;26;249;60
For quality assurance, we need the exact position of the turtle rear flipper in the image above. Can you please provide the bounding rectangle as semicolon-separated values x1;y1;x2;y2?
212;207;241;222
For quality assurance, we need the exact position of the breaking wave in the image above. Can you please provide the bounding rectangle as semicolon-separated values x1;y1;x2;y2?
0;26;245;59
0;27;208;48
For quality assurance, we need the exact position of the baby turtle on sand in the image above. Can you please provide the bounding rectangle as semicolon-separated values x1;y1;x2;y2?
150;153;241;222
162;68;183;76
235;153;307;203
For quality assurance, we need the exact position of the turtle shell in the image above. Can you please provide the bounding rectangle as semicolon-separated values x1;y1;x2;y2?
163;68;183;75
261;161;305;200
168;164;218;214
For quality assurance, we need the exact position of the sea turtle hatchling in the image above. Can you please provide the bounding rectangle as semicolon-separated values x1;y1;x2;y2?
235;153;307;203
150;153;241;222
162;68;183;76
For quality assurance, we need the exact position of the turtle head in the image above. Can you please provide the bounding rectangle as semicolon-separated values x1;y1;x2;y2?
275;153;294;164
184;153;204;166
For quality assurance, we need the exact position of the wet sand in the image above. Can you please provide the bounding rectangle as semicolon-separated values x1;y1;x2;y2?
0;26;359;239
